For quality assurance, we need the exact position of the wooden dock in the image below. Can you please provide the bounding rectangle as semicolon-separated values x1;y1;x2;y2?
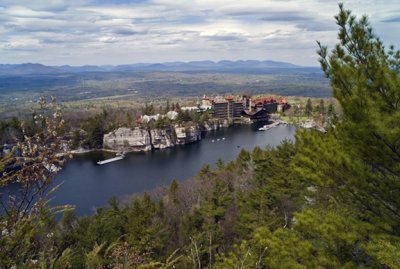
97;155;125;165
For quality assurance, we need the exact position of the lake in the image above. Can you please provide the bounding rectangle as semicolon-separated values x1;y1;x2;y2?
52;124;296;215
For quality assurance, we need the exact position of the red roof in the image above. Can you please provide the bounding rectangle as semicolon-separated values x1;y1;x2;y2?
252;97;276;105
277;97;288;104
202;95;210;100
224;95;234;100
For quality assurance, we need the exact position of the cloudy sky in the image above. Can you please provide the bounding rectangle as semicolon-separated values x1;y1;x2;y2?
0;0;399;66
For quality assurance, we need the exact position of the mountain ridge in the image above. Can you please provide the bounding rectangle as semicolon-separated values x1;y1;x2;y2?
0;60;312;76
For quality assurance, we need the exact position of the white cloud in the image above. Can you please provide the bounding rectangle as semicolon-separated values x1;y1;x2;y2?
1;37;42;51
0;0;398;66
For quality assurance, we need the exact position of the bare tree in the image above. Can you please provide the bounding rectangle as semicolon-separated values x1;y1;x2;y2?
1;96;71;228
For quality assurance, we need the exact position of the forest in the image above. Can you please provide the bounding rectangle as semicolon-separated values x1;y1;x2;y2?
1;5;400;268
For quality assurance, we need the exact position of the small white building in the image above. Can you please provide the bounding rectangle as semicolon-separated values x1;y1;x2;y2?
200;105;212;111
141;111;179;122
166;111;178;120
181;106;199;111
202;95;212;107
141;114;162;123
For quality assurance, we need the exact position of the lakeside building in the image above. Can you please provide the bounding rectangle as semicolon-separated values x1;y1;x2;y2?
241;109;269;123
201;95;212;107
211;95;244;119
277;97;289;112
180;96;213;112
138;111;179;124
251;97;289;113
181;106;199;112
208;94;289;122
144;94;289;124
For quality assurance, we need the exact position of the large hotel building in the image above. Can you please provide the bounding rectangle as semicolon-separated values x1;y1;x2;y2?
203;95;288;122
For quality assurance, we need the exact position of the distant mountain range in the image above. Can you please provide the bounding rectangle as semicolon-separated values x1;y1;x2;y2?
0;60;307;76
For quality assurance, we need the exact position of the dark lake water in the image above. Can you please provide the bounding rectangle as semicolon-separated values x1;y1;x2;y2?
52;124;296;215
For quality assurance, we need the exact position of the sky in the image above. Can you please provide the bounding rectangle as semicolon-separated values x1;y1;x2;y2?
0;0;399;66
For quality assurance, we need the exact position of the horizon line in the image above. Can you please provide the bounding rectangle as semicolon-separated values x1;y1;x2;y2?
0;59;321;68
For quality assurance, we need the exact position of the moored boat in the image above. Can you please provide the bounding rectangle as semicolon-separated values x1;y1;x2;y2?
258;125;271;131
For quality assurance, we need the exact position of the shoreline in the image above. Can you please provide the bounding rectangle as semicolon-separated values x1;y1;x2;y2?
66;119;325;158
67;120;289;156
68;148;119;155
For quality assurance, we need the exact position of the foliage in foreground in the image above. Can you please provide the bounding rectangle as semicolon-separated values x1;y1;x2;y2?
1;5;400;268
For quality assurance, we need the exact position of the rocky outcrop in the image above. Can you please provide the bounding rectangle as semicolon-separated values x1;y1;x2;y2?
203;119;231;131
104;125;202;152
103;127;152;152
150;128;175;149
203;122;213;131
175;125;202;145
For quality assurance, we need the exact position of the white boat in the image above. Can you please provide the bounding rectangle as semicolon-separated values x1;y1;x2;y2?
259;121;281;131
97;153;125;165
212;140;215;142
258;125;271;131
222;137;226;140
217;139;220;141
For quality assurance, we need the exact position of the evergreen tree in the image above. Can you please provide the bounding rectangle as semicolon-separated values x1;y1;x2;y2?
235;141;301;238
165;99;170;113
175;102;181;112
314;2;400;234
143;103;155;115
319;99;325;115
291;4;400;267
236;148;251;172
125;111;133;127
71;129;81;149
81;114;106;149
168;179;180;206
327;102;334;117
305;98;313;117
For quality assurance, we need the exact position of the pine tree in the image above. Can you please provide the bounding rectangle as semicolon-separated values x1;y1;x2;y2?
168;179;180;206
235;141;301;238
292;3;400;266
125;111;133;127
319;99;325;115
327;102;334;117
175;102;181;112
305;98;313;117
236;148;251;173
165;99;170;113
314;3;400;234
